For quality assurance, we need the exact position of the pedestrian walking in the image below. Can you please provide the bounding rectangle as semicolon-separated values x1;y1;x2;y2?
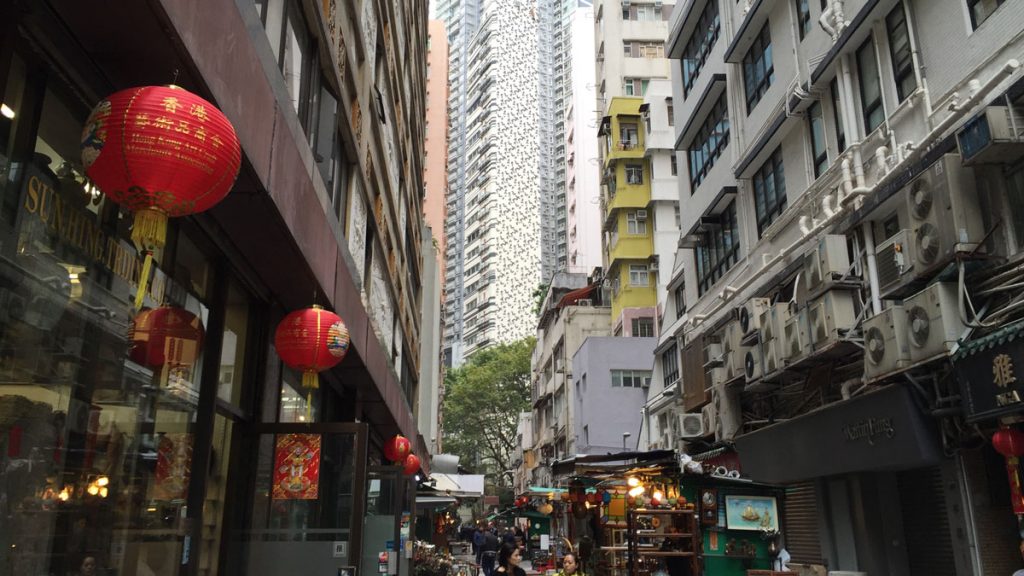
480;529;501;576
495;542;526;576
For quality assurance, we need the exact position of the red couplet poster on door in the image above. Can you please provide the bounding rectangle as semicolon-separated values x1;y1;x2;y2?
272;433;321;500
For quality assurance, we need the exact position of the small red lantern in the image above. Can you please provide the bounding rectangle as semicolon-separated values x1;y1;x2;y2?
384;435;412;463
82;85;241;309
275;305;351;391
403;453;421;475
993;426;1024;514
129;306;204;367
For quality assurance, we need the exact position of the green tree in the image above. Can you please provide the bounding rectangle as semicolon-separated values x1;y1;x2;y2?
442;337;534;487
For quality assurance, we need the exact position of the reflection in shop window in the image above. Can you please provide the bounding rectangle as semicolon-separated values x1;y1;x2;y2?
279;365;319;422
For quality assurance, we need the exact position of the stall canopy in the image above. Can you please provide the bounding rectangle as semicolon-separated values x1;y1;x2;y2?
415;495;459;509
429;473;485;497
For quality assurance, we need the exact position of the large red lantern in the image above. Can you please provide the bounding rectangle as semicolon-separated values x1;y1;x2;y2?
993;426;1024;514
403;453;421;475
129;306;204;367
275;305;351;390
81;85;241;309
384;435;412;463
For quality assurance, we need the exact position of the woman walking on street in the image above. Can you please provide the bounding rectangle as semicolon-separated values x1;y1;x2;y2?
495;542;526;576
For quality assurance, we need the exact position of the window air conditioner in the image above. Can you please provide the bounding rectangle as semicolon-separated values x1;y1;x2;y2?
804;234;851;294
905;282;966;363
739;297;770;339
758;304;788;374
957;105;1024;165
864;304;911;382
701;404;717;440
782;307;810;365
679;412;705;438
808;291;857;350
636;209;648;219
875;229;915;297
721;321;742;382
744;347;764;383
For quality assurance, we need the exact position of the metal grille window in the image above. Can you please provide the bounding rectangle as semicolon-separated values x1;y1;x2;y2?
796;0;811;40
681;0;721;97
688;93;730;191
632;317;656;337
629;264;650;286
857;37;885;133
742;23;775;113
808;101;828;178
968;0;1005;29
830;77;846;152
696;201;740;295
662;344;680;386
753;147;787;235
886;2;918;102
620;122;639;149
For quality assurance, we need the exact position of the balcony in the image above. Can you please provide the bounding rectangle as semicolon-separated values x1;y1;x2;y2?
605;139;646;164
608;233;653;267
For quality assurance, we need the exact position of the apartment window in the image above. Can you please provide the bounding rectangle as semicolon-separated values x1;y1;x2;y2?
886;2;918;102
674;204;681;228
696;200;740;295
626;41;665;58
671;154;678;176
632;317;656;337
624;77;650;96
626;164;644;185
688;93;730;191
674;283;687;318
743;23;775;113
256;0;319;135
662;344;680;386
612;369;653;388
968;0;1005;29
753;147;787;235
808;101;828;178
796;0;812;40
666;98;675;126
620;122;639;148
681;0;721;97
830;77;847;152
857;37;884;133
629;264;650;286
627;210;648;234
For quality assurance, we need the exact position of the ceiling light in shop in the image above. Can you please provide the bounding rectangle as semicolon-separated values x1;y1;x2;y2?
0;104;14;119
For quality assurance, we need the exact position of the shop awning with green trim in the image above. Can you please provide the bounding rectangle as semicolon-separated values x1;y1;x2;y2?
487;508;551;521
952;320;1024;361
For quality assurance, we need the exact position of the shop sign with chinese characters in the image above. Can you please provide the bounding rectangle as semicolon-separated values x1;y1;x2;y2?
956;339;1024;422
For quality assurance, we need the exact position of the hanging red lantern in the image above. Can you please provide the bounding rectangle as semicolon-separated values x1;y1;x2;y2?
81;85;241;309
129;306;204;367
275;305;351;390
993;426;1024;514
403;453;421;475
383;435;412;463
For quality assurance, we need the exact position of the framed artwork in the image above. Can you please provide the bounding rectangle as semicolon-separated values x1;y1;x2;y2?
724;495;779;531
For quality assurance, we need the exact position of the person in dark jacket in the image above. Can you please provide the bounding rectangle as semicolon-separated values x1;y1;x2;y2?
480;528;500;576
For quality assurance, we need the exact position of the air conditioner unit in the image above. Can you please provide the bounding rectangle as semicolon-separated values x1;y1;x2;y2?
875;229;915;296
636;209;648;219
703;336;723;370
909;154;983;265
721;321;742;382
906;282;966;363
649;256;660;272
679;412;705;438
577;298;593;306
864;305;911;381
804;235;851;293
759;304;788;374
957;105;1024;165
739;297;771;339
808;291;857;350
744;347;764;382
701;404;717;440
782;307;810;364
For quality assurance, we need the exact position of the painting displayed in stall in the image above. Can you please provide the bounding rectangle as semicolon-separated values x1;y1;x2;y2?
724;495;779;531
272;433;321;500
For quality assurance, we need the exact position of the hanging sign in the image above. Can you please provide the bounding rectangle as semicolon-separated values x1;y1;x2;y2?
272;433;322;500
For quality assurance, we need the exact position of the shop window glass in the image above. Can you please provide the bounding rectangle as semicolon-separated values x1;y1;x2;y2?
218;279;250;406
279;365;320;423
0;65;226;575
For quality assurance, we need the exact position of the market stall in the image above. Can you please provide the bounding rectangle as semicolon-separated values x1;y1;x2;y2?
550;450;787;576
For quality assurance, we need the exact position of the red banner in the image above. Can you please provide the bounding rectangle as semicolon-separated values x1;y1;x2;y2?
273;434;321;500
153;433;192;500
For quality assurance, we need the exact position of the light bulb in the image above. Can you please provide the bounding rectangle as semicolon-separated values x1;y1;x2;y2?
99;487;109;498
628;486;645;497
97;476;109;487
652;490;664;502
58;489;70;502
87;485;99;496
627;476;640;487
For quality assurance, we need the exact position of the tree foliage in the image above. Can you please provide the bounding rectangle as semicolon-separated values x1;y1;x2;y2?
442;337;534;486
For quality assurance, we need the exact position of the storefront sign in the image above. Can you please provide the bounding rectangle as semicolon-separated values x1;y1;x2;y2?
955;336;1024;422
272;433;321;500
735;385;941;483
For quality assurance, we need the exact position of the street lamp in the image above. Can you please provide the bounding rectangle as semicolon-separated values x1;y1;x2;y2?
622;432;631;451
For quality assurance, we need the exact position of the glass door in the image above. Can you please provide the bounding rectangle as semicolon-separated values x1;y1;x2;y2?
233;423;367;576
360;466;407;576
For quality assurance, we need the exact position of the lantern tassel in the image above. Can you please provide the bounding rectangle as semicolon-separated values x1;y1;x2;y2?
302;370;319;390
131;208;168;311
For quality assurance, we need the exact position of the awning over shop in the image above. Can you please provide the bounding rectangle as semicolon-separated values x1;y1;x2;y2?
735;384;942;484
416;495;459;508
429;473;485;498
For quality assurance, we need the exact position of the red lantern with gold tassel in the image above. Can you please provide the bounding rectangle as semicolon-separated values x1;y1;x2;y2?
81;85;241;310
403;453;421;475
274;305;351;415
129;306;204;367
993;426;1024;514
384;435;412;463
